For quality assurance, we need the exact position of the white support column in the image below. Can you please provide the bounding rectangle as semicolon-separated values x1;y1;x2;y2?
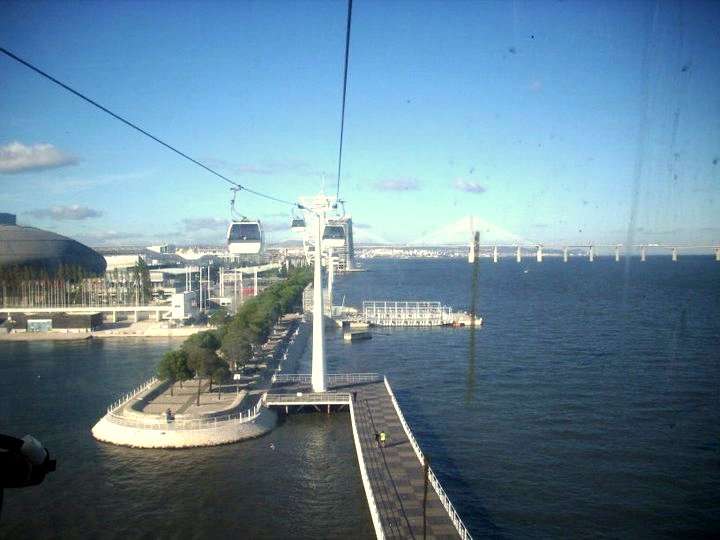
240;272;244;303
536;245;543;263
672;247;678;262
615;245;620;262
715;247;720;262
516;246;522;263
233;269;237;310
199;267;203;311
328;247;334;314
311;211;326;393
563;247;569;263
253;270;258;296
493;246;498;263
589;246;594;262
220;266;224;297
641;246;646;262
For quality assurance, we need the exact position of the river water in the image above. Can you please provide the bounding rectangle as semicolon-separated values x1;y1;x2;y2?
1;257;718;538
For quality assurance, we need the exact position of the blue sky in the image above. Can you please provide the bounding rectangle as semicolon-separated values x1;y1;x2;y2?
1;0;718;246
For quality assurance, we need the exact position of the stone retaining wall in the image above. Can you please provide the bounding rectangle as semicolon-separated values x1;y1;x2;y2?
91;408;277;448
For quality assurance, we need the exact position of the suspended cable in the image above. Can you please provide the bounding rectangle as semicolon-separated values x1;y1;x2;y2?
0;46;297;208
335;0;353;202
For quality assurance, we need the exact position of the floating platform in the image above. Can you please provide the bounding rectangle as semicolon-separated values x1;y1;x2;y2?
343;329;372;341
362;300;482;328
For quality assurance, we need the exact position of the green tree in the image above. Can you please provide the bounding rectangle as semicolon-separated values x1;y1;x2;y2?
209;308;231;327
186;345;224;404
157;349;193;396
183;330;221;351
220;329;253;370
132;257;152;305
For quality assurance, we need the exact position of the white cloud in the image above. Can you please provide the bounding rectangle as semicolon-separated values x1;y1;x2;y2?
182;217;227;231
0;141;78;174
453;179;486;194
83;231;145;242
373;177;420;191
26;205;102;221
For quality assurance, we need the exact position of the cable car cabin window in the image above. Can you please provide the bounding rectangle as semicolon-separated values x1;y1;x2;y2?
323;226;345;240
228;223;261;242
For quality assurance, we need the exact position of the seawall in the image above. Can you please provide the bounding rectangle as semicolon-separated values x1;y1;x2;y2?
91;407;277;449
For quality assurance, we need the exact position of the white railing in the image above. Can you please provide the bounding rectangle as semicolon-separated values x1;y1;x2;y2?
329;373;383;385
264;392;351;404
106;377;158;414
105;398;264;431
272;372;383;385
383;377;473;540
349;400;385;540
272;373;312;384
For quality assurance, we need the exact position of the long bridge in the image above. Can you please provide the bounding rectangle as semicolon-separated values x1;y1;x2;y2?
468;243;720;263
267;373;471;539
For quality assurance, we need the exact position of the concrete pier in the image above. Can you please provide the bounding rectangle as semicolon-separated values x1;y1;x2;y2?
516;246;522;263
492;246;498;263
536;245;543;263
268;374;471;539
563;247;569;263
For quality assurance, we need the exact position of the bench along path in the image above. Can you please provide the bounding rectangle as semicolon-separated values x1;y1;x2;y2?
352;381;459;539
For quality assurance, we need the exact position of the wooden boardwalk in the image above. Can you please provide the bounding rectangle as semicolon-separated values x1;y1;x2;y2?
267;374;469;539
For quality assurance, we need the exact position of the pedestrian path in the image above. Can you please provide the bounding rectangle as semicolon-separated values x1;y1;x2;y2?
352;381;459;539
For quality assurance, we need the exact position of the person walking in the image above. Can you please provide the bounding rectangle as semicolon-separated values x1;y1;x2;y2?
379;431;386;448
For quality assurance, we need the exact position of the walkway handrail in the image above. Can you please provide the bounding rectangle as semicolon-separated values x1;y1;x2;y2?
273;372;383;385
106;377;158;414
265;392;351;404
105;397;264;430
349;400;385;539
383;376;473;540
329;373;383;384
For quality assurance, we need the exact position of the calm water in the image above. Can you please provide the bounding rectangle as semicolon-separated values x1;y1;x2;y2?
2;257;719;538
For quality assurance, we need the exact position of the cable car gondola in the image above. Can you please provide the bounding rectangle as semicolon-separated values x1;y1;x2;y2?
227;219;264;254
291;216;306;233
322;223;346;248
226;188;264;254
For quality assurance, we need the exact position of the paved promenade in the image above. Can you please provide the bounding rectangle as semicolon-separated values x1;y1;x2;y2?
268;374;464;539
352;381;459;539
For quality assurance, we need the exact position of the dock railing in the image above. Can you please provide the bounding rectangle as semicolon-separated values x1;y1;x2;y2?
106;377;158;414
349;399;385;539
105;397;264;430
264;392;351;405
272;372;383;385
383;377;473;540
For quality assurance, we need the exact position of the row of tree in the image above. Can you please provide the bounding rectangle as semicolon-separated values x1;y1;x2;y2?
156;267;311;404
